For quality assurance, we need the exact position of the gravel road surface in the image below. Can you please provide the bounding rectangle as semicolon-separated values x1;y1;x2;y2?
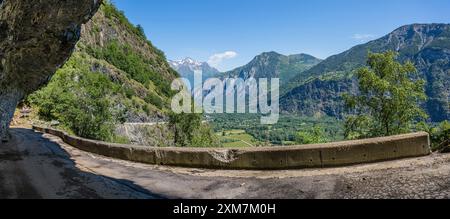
1;128;449;199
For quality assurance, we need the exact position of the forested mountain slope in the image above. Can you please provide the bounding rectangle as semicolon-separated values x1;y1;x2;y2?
282;24;450;122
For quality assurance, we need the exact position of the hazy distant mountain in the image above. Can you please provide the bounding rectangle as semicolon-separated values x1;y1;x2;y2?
224;52;322;85
281;23;450;122
169;58;220;87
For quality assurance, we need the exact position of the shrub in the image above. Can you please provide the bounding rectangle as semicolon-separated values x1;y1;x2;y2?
296;125;328;144
169;112;220;147
144;93;164;109
418;121;450;151
28;54;125;142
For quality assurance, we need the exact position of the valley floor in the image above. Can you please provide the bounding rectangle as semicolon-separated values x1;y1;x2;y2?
1;127;450;199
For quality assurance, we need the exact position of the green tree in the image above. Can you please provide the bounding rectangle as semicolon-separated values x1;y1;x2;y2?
168;111;220;147
344;51;428;139
296;125;328;144
417;121;450;151
28;55;126;143
136;24;146;39
435;121;450;151
190;124;220;147
169;112;201;147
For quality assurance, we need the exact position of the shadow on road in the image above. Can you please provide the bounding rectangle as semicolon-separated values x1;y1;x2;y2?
0;128;168;199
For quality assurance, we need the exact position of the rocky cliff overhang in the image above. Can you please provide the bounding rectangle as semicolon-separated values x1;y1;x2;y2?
0;0;102;141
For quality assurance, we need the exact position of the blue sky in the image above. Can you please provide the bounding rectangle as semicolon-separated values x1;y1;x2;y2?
114;0;450;71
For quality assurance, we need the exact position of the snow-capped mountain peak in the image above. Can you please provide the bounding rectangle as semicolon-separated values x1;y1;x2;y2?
183;57;199;65
169;57;220;73
169;57;221;86
170;57;203;69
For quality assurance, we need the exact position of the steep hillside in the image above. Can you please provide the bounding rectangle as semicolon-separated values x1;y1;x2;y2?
27;2;180;142
79;3;179;119
224;52;322;85
282;24;450;122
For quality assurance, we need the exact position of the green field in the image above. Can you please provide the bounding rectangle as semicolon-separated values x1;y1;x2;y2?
209;113;344;147
217;130;261;148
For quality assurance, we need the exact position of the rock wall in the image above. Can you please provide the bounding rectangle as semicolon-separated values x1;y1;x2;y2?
0;0;101;141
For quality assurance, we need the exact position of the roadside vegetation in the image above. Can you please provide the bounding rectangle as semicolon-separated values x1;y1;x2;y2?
169;112;220;147
418;121;450;151
343;51;448;150
27;54;128;143
344;51;428;139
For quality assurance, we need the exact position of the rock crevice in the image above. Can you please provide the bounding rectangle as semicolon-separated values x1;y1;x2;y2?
0;0;101;141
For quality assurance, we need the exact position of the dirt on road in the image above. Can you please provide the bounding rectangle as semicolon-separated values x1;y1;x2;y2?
1;128;449;199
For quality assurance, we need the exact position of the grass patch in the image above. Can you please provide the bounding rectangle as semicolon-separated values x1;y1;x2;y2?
218;130;260;148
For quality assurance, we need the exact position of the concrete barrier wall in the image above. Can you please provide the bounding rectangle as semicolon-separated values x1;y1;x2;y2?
33;126;431;170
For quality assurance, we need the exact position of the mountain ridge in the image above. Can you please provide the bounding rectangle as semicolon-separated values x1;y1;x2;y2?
168;52;322;86
223;51;322;85
281;23;450;122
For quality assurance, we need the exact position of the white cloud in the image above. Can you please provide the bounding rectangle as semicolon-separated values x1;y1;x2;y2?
207;51;238;68
352;34;376;42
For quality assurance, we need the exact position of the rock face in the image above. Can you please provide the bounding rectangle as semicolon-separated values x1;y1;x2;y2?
0;0;101;142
